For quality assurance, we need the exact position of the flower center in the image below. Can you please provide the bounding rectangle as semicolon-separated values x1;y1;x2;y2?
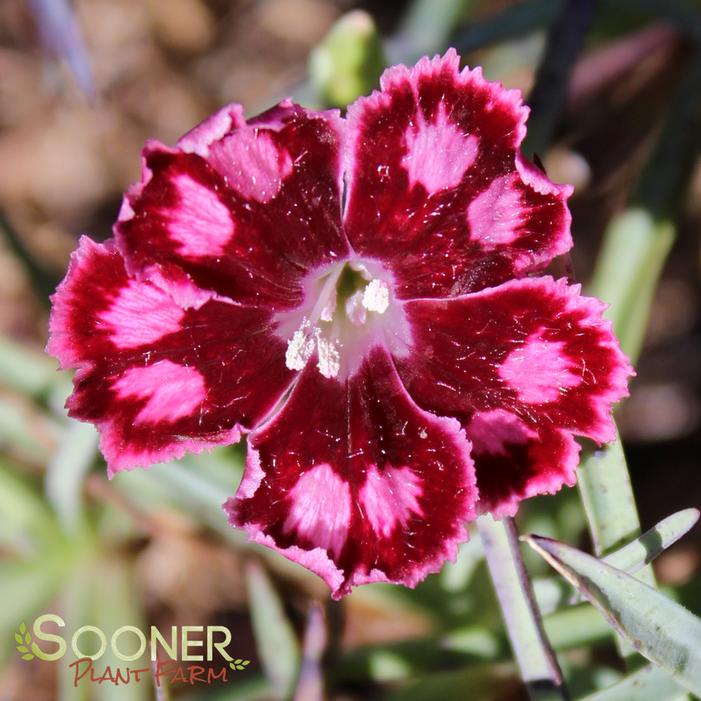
283;262;393;379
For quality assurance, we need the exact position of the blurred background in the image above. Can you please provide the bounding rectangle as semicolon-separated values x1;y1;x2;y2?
0;1;700;700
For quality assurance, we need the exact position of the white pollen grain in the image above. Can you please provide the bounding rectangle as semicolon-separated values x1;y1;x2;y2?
316;336;340;379
285;319;316;371
362;279;390;314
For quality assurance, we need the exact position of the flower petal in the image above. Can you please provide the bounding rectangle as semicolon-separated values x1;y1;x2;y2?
344;49;572;299
48;237;294;474
396;277;633;510
116;101;349;309
466;410;580;518
226;347;476;598
177;103;245;156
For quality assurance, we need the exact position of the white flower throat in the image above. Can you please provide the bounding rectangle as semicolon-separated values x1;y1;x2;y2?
284;263;391;379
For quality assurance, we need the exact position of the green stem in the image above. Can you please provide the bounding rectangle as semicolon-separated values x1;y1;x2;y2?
477;515;568;701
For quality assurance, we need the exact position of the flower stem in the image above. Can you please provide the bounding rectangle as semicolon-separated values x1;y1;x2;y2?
477;515;569;701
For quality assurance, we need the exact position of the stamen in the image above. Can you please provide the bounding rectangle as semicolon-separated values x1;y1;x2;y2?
345;290;367;326
316;336;341;378
285;319;316;371
362;279;390;314
320;288;337;323
284;269;392;378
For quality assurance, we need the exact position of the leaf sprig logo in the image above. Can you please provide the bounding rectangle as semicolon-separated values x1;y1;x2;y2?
14;614;252;688
14;623;34;661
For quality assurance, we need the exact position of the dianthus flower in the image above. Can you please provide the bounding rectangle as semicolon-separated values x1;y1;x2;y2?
48;50;632;597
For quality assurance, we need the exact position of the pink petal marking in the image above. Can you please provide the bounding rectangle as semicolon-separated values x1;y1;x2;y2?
208;129;293;203
499;333;583;404
467;408;536;456
467;174;523;248
344;48;572;298
113;361;206;424
226;347;476;598
360;464;424;538
466;411;580;518
100;278;184;350
168;173;235;257
401;103;479;194
284;464;353;558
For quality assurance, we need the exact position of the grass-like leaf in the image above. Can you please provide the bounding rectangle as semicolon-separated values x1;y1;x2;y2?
577;664;687;701
524;535;701;696
45;421;98;533
604;508;699;574
245;561;300;699
535;508;700;614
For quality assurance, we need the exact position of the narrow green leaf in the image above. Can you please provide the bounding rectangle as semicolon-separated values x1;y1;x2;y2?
577;433;655;661
588;209;674;363
14;633;22;645
535;508;699;614
604;508;699;574
578;664;687;701
245;561;300;699
21;653;34;660
578;433;648;557
45;420;98;533
525;535;701;696
17;645;28;653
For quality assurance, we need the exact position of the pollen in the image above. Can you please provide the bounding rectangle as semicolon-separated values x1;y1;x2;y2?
285;319;341;379
285;319;316;371
362;279;390;314
317;336;341;379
